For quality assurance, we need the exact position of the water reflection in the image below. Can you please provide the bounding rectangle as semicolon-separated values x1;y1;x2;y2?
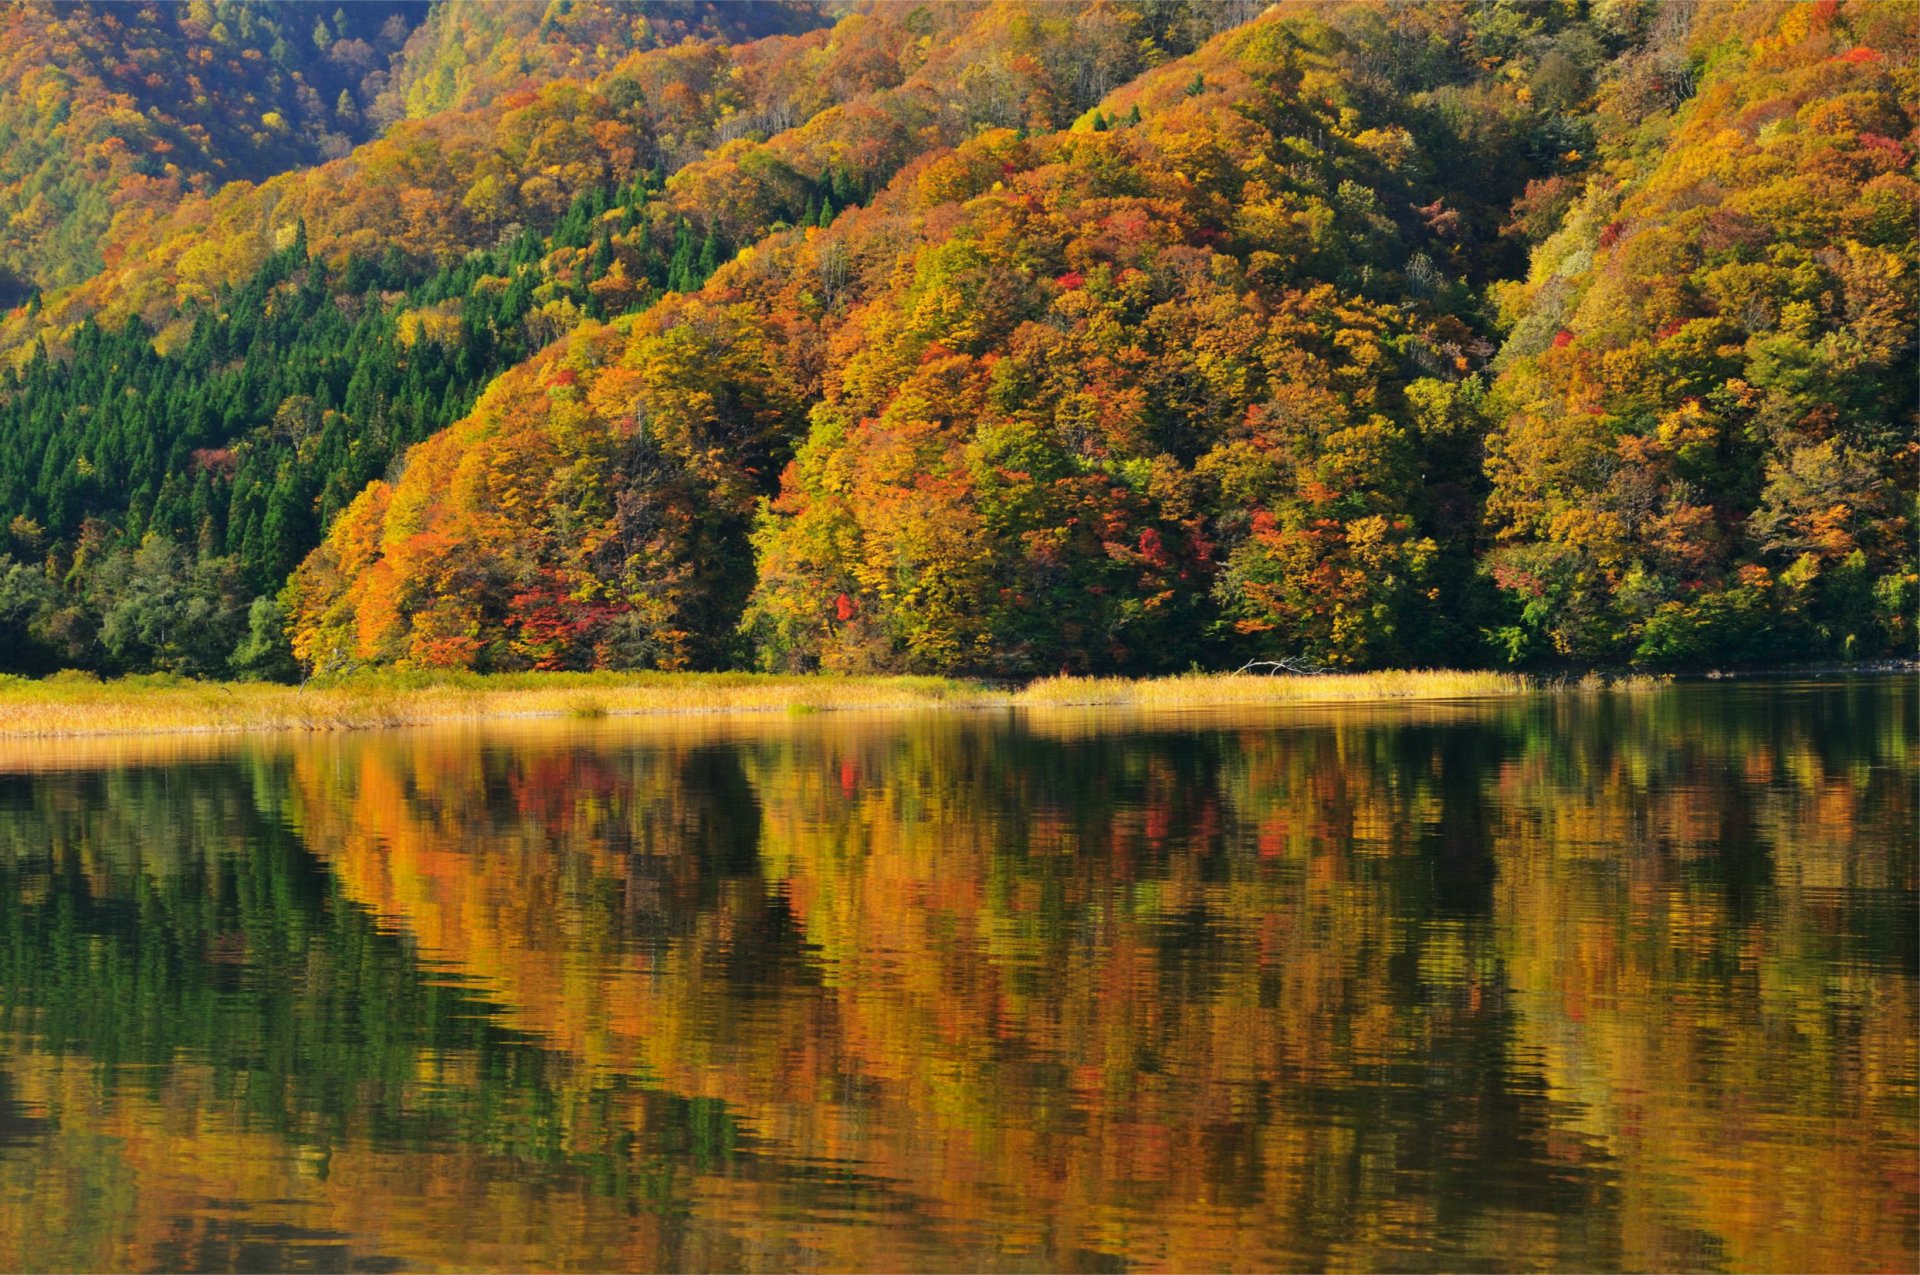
0;682;1912;1271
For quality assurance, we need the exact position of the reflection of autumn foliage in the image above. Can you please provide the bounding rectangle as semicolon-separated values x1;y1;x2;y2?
0;687;1908;1269
1488;689;1919;1273
212;686;1916;1270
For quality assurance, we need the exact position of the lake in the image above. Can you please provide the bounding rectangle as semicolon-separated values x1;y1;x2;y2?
0;679;1912;1272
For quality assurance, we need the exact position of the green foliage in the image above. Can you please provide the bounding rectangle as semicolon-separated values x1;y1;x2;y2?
231;594;300;682
0;166;742;677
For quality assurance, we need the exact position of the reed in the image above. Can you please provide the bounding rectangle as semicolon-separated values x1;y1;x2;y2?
0;670;995;738
1012;668;1531;708
0;666;1554;739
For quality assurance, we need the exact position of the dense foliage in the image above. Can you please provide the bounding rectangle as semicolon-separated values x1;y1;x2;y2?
0;0;831;304
0;0;1913;679
1481;0;1917;665
0;0;425;298
0;170;756;675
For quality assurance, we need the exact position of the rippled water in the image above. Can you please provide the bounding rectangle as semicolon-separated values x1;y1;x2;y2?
0;679;1912;1272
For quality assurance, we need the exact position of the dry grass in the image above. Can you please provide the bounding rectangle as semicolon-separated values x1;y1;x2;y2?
1012;668;1531;708
0;666;1559;740
0;670;992;739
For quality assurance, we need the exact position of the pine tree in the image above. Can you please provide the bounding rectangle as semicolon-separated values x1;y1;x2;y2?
696;227;721;284
667;221;696;293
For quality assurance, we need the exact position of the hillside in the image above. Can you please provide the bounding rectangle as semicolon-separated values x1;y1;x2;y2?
1481;0;1917;664
372;0;829;122
0;0;426;299
282;0;1640;675
0;0;1242;675
0;0;1912;680
0;1;837;305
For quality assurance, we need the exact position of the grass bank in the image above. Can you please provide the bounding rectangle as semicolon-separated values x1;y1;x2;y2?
0;670;986;738
1016;668;1533;707
0;667;1570;740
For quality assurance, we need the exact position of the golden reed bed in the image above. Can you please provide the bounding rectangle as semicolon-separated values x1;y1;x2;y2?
0;667;1635;740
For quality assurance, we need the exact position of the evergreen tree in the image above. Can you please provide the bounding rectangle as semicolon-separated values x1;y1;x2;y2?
696;227;721;283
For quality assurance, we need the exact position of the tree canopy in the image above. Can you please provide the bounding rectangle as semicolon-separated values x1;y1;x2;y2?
1;0;1912;679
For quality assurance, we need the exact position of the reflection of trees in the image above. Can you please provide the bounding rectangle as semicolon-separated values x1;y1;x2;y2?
0;755;800;1272
739;714;1623;1269
1487;684;1917;1272
0;682;1911;1270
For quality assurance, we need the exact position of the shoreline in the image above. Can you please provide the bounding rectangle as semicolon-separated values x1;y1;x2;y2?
0;668;1533;740
0;663;1907;741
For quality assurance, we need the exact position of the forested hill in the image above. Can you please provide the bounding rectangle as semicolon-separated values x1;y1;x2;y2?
0;0;1912;680
0;0;426;301
0;1;827;304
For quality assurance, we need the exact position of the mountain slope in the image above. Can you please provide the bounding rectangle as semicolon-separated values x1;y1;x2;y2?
0;0;427;299
283;0;1623;675
1481;0;1917;664
2;0;1243;356
373;0;827;122
1;0;1910;680
0;0;1236;675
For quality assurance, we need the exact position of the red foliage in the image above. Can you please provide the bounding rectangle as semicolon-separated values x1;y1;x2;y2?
190;447;237;477
1490;563;1546;598
1857;132;1909;167
1136;527;1170;568
510;585;622;671
1551;329;1574;349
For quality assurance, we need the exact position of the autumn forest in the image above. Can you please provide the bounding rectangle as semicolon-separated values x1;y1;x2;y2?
0;0;1913;680
0;8;1914;1271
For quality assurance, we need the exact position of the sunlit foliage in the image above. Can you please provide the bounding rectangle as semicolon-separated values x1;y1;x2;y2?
2;1;1912;677
1481;0;1918;664
286;1;1620;675
0;0;423;297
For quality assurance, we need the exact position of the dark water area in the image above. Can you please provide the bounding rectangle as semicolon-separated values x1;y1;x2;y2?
0;679;1912;1271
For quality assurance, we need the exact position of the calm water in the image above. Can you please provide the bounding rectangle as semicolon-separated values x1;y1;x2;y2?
0;680;1912;1272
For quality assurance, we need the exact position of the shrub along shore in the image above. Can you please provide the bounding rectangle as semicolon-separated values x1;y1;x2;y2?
0;668;1562;739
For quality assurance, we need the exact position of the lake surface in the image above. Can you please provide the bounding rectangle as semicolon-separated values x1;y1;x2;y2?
0;679;1912;1272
